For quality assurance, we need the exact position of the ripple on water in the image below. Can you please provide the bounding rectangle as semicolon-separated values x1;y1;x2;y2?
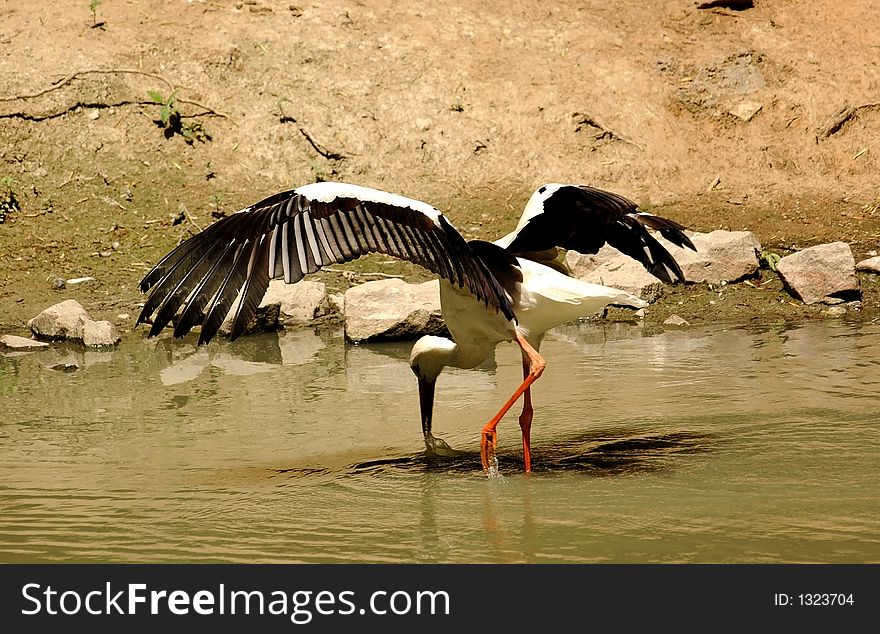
1;323;880;562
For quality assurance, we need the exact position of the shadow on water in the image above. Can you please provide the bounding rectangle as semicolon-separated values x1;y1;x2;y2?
271;429;714;478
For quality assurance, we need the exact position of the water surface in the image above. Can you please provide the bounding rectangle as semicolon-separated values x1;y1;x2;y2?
1;320;878;562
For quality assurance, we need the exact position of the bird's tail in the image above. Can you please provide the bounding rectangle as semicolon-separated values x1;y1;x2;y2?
607;288;648;310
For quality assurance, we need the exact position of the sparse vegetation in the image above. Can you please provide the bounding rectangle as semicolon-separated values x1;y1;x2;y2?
0;176;20;224
147;89;212;144
89;0;106;29
760;250;781;272
209;193;227;219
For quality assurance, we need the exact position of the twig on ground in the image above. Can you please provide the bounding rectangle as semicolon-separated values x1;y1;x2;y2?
0;69;173;102
818;102;880;139
279;114;347;160
696;0;754;10
572;111;644;150
0;68;229;120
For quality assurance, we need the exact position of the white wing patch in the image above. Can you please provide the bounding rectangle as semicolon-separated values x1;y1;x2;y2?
294;181;442;224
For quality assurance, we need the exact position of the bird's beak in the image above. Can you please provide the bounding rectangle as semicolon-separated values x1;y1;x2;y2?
417;376;436;439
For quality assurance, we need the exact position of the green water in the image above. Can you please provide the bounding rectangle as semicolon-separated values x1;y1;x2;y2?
1;320;878;562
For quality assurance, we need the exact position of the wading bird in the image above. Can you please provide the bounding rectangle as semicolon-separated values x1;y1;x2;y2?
138;182;695;473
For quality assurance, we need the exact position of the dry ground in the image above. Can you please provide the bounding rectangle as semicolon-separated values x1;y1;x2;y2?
2;0;879;331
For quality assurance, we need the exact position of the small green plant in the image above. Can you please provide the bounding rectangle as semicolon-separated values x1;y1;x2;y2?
309;160;339;183
210;193;227;219
148;89;179;127
89;0;105;29
147;89;212;144
0;176;20;224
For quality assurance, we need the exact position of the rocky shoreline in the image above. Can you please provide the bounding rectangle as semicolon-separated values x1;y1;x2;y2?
3;230;875;356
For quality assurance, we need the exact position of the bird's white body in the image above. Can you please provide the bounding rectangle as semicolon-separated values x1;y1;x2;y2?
431;256;647;372
512;256;646;342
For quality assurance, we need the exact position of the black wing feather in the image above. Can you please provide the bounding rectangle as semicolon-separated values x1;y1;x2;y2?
139;185;516;343
505;185;696;283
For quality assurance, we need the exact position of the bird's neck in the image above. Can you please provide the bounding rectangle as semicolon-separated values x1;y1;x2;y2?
427;336;463;371
412;335;465;379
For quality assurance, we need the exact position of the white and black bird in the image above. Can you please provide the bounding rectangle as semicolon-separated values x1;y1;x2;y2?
138;181;695;473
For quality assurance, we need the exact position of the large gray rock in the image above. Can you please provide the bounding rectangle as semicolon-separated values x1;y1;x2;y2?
263;280;329;323
663;314;690;327
219;280;330;336
657;230;761;284
343;279;447;342
565;230;761;297
1;334;49;349
565;246;663;300
28;299;90;339
776;242;860;304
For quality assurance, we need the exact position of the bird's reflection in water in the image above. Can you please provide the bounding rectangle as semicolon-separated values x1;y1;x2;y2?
343;430;711;562
480;479;537;563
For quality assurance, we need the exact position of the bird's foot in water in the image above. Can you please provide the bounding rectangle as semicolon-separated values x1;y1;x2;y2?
424;434;463;459
481;429;500;477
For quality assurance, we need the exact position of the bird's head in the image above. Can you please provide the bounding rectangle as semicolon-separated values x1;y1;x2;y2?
409;335;456;438
409;335;453;382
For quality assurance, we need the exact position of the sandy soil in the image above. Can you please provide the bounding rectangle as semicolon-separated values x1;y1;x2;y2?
2;0;879;331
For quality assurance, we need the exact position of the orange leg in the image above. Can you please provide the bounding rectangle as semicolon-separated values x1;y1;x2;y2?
481;333;545;474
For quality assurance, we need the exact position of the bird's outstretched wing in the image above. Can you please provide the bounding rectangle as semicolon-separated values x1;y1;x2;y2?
138;182;515;343
495;184;696;283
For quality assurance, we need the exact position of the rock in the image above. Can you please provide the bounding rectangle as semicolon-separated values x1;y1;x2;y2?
82;320;121;347
855;256;880;274
263;279;329;323
219;300;282;337
27;299;120;346
776;242;860;304
66;276;96;285
1;335;50;349
328;292;345;314
219;280;327;336
50;361;80;373
728;101;762;122
28;299;90;340
677;51;765;113
565;246;665;300
823;305;847;317
657;230;761;284
343;279;447;341
663;314;690;327
566;229;761;295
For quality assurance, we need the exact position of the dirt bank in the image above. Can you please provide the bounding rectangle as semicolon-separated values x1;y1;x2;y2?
2;1;879;332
